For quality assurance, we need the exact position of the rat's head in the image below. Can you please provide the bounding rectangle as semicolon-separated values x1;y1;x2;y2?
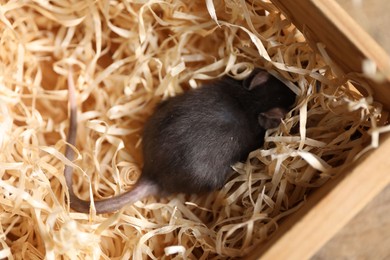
243;68;297;112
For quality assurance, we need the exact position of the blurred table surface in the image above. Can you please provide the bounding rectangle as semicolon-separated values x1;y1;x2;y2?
313;0;390;259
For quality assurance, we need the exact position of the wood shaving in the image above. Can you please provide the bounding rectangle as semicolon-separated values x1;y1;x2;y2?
0;0;388;259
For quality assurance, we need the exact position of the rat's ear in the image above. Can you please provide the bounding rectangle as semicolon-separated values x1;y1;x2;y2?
258;107;286;129
244;68;270;90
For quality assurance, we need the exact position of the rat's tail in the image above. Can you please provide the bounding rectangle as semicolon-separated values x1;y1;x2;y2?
66;178;158;214
64;68;157;214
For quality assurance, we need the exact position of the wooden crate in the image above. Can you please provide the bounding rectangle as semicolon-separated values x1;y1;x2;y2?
249;0;390;259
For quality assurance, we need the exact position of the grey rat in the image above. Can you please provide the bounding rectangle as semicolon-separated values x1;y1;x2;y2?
64;68;296;214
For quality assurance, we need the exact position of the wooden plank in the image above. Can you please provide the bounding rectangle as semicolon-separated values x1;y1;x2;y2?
313;1;390;257
247;134;390;260
336;0;390;55
271;0;390;110
247;2;390;257
314;184;390;259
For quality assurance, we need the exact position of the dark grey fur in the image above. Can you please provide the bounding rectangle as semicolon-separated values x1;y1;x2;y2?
65;68;296;213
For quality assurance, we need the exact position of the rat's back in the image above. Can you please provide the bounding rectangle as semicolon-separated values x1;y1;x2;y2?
141;80;261;194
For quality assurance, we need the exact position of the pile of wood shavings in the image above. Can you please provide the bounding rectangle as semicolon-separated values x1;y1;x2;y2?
0;0;388;259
